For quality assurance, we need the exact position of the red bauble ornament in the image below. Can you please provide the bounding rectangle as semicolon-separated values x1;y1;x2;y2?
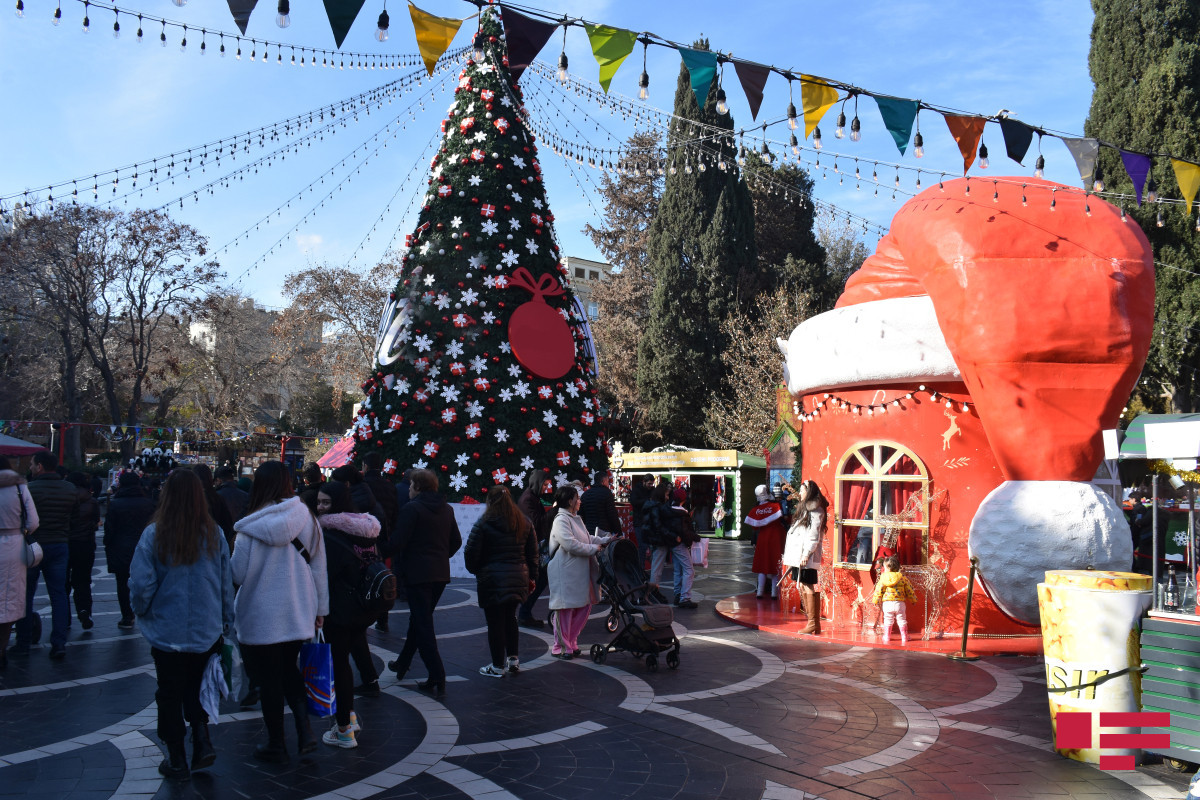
506;269;574;379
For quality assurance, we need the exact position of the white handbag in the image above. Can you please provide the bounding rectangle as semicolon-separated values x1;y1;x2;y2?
17;485;42;568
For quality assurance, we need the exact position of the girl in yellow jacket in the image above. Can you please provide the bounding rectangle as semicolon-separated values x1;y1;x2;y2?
871;556;916;644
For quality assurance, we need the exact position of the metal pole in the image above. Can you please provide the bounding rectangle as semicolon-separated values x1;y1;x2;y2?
948;556;981;661
1149;474;1161;610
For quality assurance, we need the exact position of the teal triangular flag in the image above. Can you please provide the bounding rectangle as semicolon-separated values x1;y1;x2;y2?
874;95;920;155
678;47;718;109
323;0;367;49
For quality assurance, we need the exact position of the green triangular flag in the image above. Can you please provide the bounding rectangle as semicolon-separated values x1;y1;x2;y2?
585;24;638;93
677;47;718;109
323;0;367;49
874;95;920;155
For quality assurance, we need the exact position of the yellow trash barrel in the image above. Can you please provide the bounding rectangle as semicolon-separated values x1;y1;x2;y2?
1037;570;1153;764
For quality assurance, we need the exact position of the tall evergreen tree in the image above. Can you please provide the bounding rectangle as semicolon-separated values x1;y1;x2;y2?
1085;0;1200;411
637;44;757;446
352;9;607;497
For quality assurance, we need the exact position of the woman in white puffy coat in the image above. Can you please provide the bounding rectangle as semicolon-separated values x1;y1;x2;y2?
0;457;38;666
781;480;828;635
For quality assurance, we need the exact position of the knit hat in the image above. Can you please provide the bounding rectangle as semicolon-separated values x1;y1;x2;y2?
672;487;687;506
754;484;770;502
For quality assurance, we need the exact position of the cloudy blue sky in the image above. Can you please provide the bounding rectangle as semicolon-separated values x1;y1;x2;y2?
1;0;1096;306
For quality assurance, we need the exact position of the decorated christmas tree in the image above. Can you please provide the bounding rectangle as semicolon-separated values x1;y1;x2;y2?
352;9;607;499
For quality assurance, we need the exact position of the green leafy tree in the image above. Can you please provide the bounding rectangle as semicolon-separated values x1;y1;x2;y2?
1085;0;1200;411
351;9;607;497
638;44;758;445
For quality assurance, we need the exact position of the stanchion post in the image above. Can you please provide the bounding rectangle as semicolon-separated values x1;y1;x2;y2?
948;556;981;661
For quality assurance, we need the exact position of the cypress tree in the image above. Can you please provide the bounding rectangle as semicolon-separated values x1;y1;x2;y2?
637;44;757;446
1084;0;1200;411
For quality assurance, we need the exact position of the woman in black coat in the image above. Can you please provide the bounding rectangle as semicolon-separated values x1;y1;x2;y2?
104;471;157;628
464;485;538;677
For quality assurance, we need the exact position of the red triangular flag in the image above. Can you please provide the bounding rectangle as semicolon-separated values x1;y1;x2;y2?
943;114;987;175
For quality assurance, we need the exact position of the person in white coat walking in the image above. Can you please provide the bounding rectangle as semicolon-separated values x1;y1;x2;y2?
231;461;328;764
546;485;612;659
781;480;829;635
0;457;38;668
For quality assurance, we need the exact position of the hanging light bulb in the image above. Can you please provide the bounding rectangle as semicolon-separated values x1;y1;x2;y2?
53;3;61;24
715;88;728;115
276;0;290;28
834;110;846;139
136;15;143;42
472;30;485;62
787;101;798;130
849;115;861;142
813;127;823;151
1034;154;1045;179
638;70;649;101
978;143;989;169
913;131;924;158
180;27;187;52
376;5;389;42
111;11;119;38
1156;209;1165;228
160;23;167;46
15;0;23;18
1147;178;1158;204
171;0;187;5
1195;214;1200;233
790;133;799;156
557;51;569;83
81;1;89;32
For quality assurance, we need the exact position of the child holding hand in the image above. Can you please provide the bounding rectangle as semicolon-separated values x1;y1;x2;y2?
871;556;916;644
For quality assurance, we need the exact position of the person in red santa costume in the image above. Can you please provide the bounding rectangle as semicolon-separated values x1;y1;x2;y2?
745;486;787;600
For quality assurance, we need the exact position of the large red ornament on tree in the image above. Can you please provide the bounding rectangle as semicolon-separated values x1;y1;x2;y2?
507;267;575;379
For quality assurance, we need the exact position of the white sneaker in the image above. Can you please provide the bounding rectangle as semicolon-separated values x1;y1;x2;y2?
479;663;506;678
506;656;520;673
322;725;357;749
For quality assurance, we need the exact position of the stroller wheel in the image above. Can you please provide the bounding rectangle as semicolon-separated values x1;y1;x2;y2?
666;651;680;669
590;644;604;663
606;612;619;633
646;655;658;673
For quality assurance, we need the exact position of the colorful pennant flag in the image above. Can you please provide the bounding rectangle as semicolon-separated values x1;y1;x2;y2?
324;0;367;49
1062;137;1100;189
800;75;838;139
225;0;259;35
943;115;987;175
999;117;1035;165
733;61;771;121
677;47;718;109
499;5;557;84
874;95;920;155
585;24;638;93
408;2;464;75
1119;150;1152;206
1172;158;1200;214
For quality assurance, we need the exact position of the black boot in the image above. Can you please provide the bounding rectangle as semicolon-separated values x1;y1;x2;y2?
158;741;190;781
288;695;317;754
254;714;289;764
191;723;216;769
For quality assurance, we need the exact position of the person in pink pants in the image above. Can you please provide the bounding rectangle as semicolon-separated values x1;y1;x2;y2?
545;485;612;659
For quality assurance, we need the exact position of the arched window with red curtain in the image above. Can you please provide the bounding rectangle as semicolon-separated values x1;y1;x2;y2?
834;443;929;568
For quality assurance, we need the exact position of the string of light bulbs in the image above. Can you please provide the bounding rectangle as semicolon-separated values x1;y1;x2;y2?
793;387;973;424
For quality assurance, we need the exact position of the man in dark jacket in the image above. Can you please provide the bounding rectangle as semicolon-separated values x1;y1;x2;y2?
360;453;400;635
214;466;249;524
65;472;101;630
579;471;622;538
387;469;462;695
629;474;656;570
516;469;551;628
14;452;79;659
104;471;156;629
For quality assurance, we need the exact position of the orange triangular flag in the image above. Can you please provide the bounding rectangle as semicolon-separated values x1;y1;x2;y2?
944;115;987;175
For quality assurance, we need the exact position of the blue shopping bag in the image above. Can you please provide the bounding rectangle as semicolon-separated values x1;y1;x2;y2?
299;630;336;718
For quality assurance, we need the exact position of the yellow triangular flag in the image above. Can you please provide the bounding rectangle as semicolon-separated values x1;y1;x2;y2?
800;75;839;140
409;2;463;76
1172;158;1200;215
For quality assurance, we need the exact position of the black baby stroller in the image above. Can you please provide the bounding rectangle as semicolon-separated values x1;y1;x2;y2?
590;537;681;671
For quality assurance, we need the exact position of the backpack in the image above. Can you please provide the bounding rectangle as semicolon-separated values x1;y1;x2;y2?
330;534;396;622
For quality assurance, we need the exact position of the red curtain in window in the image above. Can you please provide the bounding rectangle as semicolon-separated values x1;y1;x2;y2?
841;459;872;560
887;457;921;564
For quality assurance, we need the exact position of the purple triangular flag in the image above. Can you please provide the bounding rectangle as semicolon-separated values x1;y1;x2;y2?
1120;150;1152;206
732;60;770;121
500;5;558;85
226;0;258;35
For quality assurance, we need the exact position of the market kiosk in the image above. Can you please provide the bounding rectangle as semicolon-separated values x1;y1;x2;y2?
610;448;767;539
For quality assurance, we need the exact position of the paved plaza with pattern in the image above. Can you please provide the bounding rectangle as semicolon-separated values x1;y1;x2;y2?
0;538;1193;799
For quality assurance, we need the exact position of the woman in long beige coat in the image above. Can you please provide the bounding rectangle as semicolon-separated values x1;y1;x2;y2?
1;456;39;666
546;484;611;659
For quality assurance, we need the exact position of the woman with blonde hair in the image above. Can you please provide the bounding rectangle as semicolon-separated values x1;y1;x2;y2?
464;485;539;676
129;469;234;780
231;461;328;763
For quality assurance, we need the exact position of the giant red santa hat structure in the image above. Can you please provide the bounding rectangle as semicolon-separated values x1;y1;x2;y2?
779;177;1154;630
